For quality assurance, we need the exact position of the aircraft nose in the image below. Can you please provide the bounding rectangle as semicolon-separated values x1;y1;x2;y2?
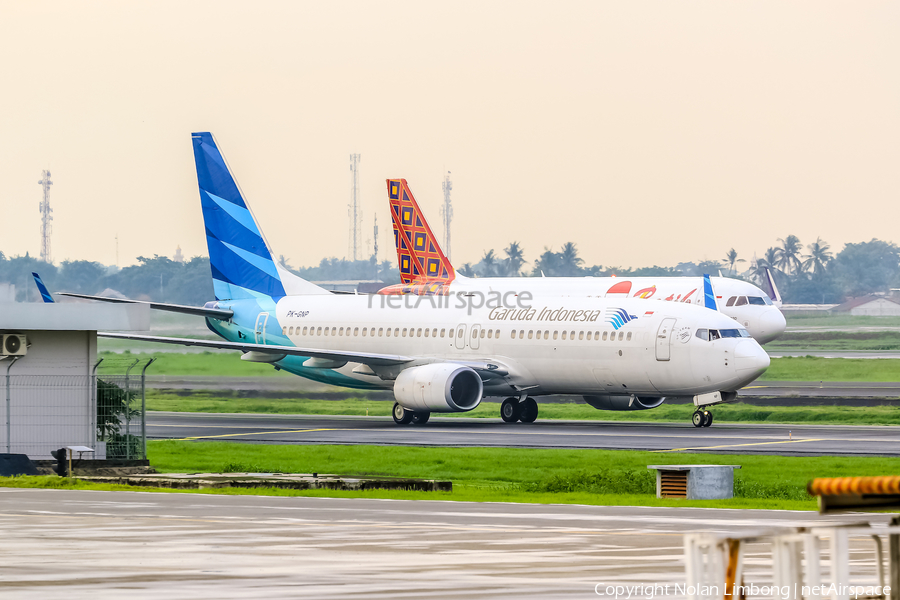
756;309;787;344
734;340;770;378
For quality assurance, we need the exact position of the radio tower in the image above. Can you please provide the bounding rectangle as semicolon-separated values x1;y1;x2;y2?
348;154;362;260
440;171;453;260
373;214;379;281
38;170;53;264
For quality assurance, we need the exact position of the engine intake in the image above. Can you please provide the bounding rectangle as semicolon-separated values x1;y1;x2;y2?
583;394;666;411
394;364;483;413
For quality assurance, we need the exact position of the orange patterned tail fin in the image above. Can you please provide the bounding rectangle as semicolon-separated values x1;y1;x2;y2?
386;179;455;285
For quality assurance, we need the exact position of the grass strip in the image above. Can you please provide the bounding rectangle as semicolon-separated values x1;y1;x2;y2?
8;441;899;510
147;392;900;425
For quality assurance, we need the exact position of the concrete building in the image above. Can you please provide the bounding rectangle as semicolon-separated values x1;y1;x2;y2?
0;302;149;459
833;295;900;317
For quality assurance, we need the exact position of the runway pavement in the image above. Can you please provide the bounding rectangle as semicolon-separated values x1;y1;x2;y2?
148;412;900;456
0;488;890;599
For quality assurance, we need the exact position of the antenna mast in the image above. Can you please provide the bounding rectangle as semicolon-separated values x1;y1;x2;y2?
440;171;453;261
38;170;53;264
348;154;362;260
373;214;379;281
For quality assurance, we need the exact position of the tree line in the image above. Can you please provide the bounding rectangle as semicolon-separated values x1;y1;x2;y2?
2;235;898;305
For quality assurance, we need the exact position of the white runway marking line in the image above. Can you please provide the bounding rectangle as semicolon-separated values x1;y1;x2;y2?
147;421;900;446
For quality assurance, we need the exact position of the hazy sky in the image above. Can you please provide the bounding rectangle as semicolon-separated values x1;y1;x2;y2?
1;1;897;272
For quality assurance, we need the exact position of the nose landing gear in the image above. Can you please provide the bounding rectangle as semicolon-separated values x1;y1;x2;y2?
691;410;713;428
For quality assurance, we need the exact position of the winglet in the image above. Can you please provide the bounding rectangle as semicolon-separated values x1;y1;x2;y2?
386;179;455;285
702;274;718;311
32;272;54;303
764;267;783;307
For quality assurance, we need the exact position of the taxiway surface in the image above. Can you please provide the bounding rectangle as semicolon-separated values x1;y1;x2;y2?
0;488;889;599
148;412;900;456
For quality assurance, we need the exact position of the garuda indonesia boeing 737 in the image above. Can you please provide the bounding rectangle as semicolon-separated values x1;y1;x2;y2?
62;133;770;428
381;178;786;344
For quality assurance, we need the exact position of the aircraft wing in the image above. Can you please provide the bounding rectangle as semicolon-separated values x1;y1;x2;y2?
99;332;413;366
58;293;234;320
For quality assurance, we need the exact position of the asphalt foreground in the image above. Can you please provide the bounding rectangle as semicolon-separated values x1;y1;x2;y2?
0;488;891;600
149;412;900;456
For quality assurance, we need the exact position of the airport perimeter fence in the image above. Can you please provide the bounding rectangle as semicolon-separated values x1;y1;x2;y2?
1;358;154;460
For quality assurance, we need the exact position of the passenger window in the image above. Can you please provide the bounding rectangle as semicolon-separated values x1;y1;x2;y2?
440;329;445;337
618;331;624;341
626;332;632;341
353;327;358;336
370;328;375;336
317;327;322;335
519;330;524;339
340;327;345;336
527;330;533;339
511;330;516;339
553;331;558;340
424;328;429;337
595;331;600;340
561;331;567;340
726;296;736;307
332;327;337;336
480;329;485;338
487;329;493;339
695;328;708;341
735;296;748;306
579;331;584;340
602;331;608;341
395;328;400;337
362;328;367;336
378;328;383;336
386;328;392;337
417;328;422;337
472;330;478;339
495;330;500;338
402;328;407;337
586;331;592;340
434;329;438;337
544;331;549;340
571;331;576;340
302;327;308;335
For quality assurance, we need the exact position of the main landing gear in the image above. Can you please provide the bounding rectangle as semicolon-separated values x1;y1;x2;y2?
691;410;713;428
392;402;430;425
501;397;538;423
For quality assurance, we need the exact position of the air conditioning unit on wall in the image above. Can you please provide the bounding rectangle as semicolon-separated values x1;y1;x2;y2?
1;334;27;356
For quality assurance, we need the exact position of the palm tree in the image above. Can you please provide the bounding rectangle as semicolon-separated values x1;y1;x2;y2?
723;248;745;276
532;247;560;277
480;249;498;277
459;263;476;277
503;242;525;277
802;237;832;277
558;242;584;276
775;235;802;275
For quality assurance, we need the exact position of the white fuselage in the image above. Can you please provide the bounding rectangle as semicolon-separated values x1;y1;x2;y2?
253;292;770;398
429;275;787;344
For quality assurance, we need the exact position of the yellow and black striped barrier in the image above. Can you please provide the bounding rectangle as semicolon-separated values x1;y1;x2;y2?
808;476;900;513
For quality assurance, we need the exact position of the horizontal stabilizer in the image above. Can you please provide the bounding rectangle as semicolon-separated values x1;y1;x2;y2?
58;293;234;320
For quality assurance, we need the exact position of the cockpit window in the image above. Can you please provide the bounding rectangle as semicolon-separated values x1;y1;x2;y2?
697;328;751;341
726;296;736;307
735;296;748;306
747;296;766;306
763;296;773;305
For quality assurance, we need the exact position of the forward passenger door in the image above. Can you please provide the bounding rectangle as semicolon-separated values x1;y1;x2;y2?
655;318;676;361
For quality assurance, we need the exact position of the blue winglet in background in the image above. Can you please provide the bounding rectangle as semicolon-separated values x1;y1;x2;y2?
32;272;54;303
702;274;718;311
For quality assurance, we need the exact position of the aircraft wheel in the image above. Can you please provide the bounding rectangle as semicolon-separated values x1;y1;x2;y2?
691;411;704;428
392;402;413;425
411;411;430;425
702;411;713;428
500;398;521;423
519;397;538;423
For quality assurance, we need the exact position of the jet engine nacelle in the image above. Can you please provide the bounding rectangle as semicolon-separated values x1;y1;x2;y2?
583;394;666;411
394;364;483;413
